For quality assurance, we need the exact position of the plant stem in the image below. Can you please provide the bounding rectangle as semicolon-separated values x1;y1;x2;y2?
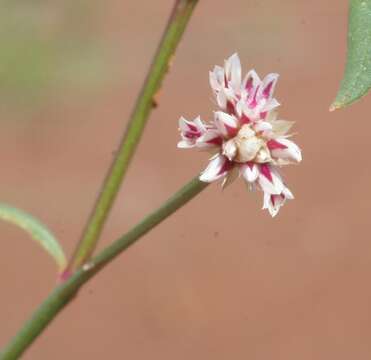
1;178;208;360
67;0;199;272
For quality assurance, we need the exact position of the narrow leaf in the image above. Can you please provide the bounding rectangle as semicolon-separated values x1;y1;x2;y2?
0;203;66;270
330;0;371;111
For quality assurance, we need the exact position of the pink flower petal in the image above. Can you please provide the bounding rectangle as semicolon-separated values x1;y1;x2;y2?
259;163;273;182
199;155;232;183
177;140;194;149
267;139;288;150
197;129;223;148
178;116;206;148
225;53;241;91
243;69;260;92
226;100;236;115
259;73;279;100
239;113;251;125
241;163;259;183
209;66;224;92
270;138;302;162
214;111;239;138
262;98;280;112
262;185;293;217
258;165;284;194
254;121;273;133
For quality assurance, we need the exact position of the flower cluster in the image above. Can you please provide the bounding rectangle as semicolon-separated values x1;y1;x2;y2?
178;54;302;217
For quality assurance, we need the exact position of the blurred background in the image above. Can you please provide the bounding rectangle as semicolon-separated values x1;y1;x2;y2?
1;0;371;359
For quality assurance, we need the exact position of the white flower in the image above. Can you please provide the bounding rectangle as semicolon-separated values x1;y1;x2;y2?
199;154;232;183
209;54;280;121
263;186;294;217
240;162;259;183
267;138;302;163
209;53;241;111
214;111;239;138
178;54;302;217
177;116;206;149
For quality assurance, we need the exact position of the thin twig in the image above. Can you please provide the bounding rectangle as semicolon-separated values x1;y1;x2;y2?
66;0;199;272
1;178;208;360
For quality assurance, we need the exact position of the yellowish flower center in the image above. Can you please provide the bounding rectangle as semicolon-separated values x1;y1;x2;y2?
222;124;271;163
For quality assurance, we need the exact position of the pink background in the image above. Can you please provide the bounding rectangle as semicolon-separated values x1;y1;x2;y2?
1;1;371;359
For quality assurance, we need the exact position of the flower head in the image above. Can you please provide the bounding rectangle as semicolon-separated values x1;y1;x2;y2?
178;54;302;217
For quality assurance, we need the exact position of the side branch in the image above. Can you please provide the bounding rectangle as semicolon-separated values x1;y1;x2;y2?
1;177;207;359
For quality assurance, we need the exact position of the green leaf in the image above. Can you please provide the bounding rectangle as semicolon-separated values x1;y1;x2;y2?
330;0;371;111
0;204;66;271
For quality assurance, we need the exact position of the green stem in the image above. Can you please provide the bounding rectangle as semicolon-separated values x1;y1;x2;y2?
1;178;208;360
67;0;199;271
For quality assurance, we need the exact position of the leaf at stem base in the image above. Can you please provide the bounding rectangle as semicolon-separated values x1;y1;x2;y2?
0;203;66;271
